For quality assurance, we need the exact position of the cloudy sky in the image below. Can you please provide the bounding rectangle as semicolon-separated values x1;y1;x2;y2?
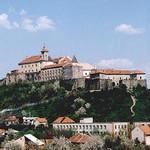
0;0;150;86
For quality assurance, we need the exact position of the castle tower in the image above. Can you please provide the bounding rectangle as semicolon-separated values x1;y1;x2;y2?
41;46;49;61
72;55;78;63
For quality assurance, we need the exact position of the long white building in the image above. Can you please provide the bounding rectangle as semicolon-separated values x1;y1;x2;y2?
53;117;129;137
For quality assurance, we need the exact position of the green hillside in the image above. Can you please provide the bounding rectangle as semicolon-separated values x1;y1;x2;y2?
0;80;149;123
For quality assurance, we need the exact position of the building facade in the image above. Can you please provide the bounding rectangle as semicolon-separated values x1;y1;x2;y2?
53;117;129;136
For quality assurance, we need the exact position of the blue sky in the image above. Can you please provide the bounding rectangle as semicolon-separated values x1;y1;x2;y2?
0;0;150;86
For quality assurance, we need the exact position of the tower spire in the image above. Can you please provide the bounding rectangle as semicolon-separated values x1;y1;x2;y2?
72;55;78;63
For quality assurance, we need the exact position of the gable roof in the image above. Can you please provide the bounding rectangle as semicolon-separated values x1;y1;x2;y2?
68;133;90;143
91;69;145;75
53;117;75;124
5;116;18;122
37;118;47;123
19;55;44;65
139;125;150;135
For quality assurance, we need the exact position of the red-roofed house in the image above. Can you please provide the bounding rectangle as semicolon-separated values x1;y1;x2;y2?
5;116;19;126
34;118;48;127
131;125;150;145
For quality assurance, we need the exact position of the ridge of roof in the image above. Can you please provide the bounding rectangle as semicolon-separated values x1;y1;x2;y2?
19;55;44;65
53;117;75;123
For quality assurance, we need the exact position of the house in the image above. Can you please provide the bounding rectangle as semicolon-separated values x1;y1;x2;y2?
15;134;44;149
5;116;19;126
23;117;38;125
34;118;48;128
68;133;90;144
131;125;150;145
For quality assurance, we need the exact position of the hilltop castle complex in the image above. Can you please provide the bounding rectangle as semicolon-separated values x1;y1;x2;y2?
3;46;147;89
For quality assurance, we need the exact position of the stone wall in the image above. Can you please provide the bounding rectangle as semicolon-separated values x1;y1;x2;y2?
63;78;147;91
122;79;147;89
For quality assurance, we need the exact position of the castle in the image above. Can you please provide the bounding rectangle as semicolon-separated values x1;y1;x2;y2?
4;46;147;89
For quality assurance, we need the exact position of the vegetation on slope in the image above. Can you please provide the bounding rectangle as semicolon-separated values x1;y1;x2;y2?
0;80;149;123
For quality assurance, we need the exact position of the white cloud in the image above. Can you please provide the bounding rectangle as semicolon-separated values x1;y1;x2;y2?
19;9;27;16
22;16;54;32
0;13;12;29
12;21;20;28
22;18;36;32
96;58;133;69
36;16;54;30
115;24;144;35
0;12;54;32
0;13;19;29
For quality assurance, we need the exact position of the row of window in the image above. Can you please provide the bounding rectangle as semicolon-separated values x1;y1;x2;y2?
41;76;60;81
56;124;107;130
23;69;38;73
21;64;38;68
115;124;127;129
42;69;62;74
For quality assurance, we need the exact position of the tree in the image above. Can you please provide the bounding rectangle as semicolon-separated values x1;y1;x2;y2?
4;141;22;150
46;136;72;150
80;135;104;150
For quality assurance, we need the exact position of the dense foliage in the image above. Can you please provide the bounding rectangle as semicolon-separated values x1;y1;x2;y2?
0;80;149;123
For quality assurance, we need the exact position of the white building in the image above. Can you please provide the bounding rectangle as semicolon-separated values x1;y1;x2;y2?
131;125;150;145
53;117;129;136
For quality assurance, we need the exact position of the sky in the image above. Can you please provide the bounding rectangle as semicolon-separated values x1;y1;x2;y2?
0;0;150;86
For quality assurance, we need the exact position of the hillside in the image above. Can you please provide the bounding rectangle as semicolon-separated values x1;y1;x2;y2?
0;80;149;123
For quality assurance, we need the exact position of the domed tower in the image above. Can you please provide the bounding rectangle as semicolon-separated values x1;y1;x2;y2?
41;46;49;61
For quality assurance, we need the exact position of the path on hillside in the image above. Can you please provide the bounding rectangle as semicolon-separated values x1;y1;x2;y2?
130;96;136;117
0;99;50;114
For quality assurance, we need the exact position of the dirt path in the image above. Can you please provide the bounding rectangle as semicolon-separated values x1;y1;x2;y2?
130;96;136;117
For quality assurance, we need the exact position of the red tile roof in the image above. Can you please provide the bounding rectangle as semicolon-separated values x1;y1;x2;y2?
91;69;145;75
5;116;18;122
139;125;150;135
41;63;64;70
53;117;75;124
52;56;72;64
68;133;90;143
19;55;44;65
37;118;47;123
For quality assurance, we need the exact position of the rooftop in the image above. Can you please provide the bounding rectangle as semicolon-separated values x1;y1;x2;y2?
91;69;145;75
139;125;150;135
53;117;75;124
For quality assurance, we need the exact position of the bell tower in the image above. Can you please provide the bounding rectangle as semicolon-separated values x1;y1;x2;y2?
41;45;49;61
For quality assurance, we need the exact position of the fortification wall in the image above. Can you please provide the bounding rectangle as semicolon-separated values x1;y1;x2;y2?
122;79;147;89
